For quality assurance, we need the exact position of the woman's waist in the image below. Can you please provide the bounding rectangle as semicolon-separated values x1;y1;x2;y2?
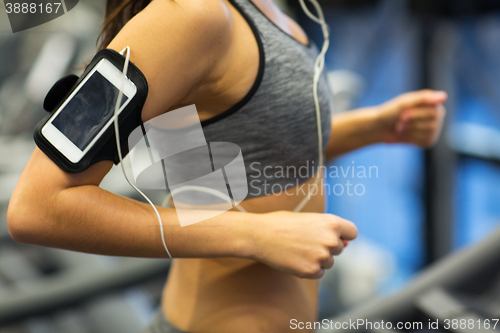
161;172;325;331
163;258;319;332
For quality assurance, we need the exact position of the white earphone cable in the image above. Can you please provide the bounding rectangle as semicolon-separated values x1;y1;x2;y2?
162;186;247;213
116;46;172;259
294;0;330;212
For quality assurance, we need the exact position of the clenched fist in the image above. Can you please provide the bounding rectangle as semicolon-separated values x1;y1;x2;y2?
377;90;447;148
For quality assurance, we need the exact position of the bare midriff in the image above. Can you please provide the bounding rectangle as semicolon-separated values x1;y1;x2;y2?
163;174;325;333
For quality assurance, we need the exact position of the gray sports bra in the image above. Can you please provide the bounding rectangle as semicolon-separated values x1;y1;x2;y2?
136;0;332;204
200;0;332;198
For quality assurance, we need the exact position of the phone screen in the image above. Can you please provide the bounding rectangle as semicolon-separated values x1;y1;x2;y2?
52;71;128;151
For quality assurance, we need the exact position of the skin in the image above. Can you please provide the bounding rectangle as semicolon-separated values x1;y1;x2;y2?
7;0;446;332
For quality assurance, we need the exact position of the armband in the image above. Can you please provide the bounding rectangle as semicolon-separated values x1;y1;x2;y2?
33;49;148;173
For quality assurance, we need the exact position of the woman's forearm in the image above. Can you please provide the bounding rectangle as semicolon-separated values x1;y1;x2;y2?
8;177;357;279
325;107;383;161
7;149;252;259
7;148;358;279
325;90;448;161
47;185;252;258
8;182;256;259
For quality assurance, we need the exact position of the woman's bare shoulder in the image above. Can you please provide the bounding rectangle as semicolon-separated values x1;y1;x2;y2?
107;0;233;120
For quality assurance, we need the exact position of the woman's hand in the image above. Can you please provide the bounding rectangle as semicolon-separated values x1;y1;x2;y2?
377;90;447;148
247;211;358;279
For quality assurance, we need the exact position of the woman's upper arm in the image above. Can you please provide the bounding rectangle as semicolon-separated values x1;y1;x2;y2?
7;0;231;238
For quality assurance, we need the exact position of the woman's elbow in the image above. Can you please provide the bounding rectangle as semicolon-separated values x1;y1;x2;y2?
6;148;87;244
6;192;50;244
7;201;28;243
7;197;32;243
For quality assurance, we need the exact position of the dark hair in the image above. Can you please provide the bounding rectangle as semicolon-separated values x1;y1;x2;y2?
98;0;152;50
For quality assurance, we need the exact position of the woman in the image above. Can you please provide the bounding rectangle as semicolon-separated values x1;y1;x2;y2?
7;0;446;332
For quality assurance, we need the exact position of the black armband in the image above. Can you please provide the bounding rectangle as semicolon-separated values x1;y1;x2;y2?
33;49;148;173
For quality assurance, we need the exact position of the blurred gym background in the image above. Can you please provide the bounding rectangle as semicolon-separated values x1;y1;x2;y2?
0;0;499;332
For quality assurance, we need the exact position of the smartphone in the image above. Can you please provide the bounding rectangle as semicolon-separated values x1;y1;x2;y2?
41;58;137;163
